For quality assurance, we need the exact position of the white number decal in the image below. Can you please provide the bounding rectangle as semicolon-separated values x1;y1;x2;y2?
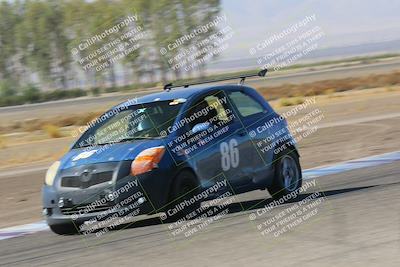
220;139;239;171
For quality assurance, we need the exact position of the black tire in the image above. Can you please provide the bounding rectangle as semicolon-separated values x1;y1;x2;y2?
165;170;201;222
267;150;302;201
49;222;80;235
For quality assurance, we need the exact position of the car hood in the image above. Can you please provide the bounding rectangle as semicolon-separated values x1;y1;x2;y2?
60;139;164;170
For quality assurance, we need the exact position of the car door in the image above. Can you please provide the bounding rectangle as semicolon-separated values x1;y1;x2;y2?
183;89;255;192
226;88;275;187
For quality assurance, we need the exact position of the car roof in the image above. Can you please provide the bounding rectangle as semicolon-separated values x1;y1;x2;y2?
113;84;246;109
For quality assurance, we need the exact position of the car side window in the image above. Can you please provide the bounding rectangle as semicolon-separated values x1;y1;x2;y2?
228;91;265;117
204;95;231;122
186;91;234;130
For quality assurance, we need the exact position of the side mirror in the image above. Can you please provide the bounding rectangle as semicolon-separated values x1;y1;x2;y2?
192;122;210;134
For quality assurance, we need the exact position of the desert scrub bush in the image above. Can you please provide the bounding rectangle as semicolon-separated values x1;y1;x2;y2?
90;87;101;96
74;112;103;126
293;97;305;105
105;87;119;93
279;98;293;107
279;97;305;107
324;88;336;95
43;124;63;138
22;84;41;103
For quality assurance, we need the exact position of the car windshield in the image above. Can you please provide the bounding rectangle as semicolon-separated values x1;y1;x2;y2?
74;100;181;148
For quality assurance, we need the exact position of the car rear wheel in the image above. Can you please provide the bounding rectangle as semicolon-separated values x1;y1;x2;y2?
49;223;80;235
267;150;302;201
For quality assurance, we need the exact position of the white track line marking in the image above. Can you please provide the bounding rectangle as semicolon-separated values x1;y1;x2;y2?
303;150;400;179
0;221;47;241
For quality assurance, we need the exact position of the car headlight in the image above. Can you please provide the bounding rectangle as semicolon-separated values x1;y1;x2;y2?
45;161;61;186
131;146;165;176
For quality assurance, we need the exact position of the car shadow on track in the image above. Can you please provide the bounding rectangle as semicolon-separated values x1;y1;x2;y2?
107;184;377;232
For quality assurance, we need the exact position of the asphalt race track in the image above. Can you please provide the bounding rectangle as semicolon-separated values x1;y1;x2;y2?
1;161;399;266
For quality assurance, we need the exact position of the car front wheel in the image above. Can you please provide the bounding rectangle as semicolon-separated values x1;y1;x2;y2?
49;222;80;235
166;170;201;222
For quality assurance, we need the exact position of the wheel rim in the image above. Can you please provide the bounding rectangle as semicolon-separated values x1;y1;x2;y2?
281;155;299;191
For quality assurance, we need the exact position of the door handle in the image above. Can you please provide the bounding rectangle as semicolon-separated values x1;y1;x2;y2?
236;129;247;136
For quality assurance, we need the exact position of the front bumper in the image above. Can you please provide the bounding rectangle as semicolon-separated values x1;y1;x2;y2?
42;169;171;227
42;185;153;227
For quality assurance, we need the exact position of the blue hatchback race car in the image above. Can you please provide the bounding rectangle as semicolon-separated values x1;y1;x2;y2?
42;70;302;235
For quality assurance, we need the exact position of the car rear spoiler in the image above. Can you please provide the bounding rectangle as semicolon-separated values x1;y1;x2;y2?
163;69;268;91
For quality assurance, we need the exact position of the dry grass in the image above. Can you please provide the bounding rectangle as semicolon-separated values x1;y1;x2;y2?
293;97;305;105
279;97;305;107
21;119;43;132
324;88;336;95
1;71;400;136
42;124;63;138
1;111;102;135
385;86;398;92
256;71;400;100
279;98;293;107
0;135;6;149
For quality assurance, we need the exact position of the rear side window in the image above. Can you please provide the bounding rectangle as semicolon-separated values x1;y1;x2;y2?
228;91;265;117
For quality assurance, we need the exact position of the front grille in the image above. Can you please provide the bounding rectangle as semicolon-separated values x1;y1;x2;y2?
61;171;113;189
60;203;114;215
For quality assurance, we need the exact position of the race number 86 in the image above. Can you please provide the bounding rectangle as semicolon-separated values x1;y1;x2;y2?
220;139;239;171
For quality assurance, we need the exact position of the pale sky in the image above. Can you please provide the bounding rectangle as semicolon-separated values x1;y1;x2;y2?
220;0;400;59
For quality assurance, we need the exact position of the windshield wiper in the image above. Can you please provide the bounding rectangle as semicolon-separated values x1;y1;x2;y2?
77;136;158;148
116;136;158;142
